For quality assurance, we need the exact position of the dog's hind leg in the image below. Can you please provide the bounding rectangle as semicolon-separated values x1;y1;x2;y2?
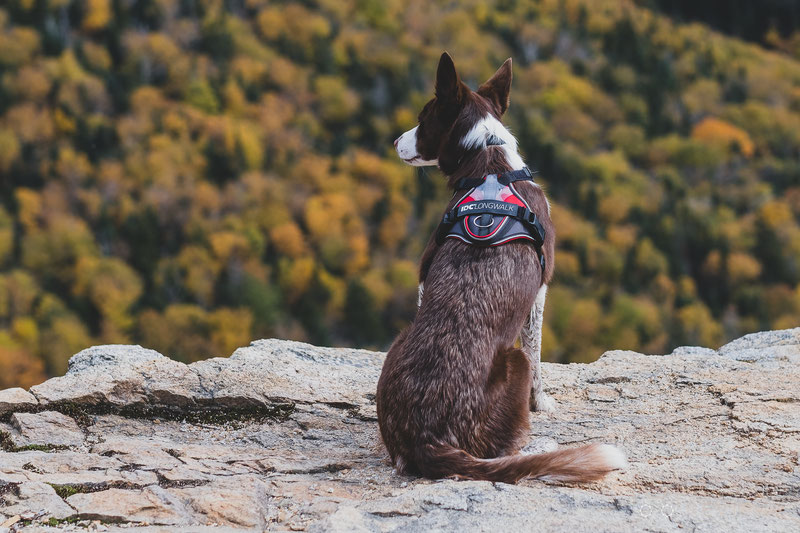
522;284;556;412
480;347;533;457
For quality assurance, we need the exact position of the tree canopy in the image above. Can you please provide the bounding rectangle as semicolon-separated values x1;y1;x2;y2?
1;0;800;387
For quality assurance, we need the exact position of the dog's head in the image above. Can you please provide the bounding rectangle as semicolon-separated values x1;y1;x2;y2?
394;52;515;174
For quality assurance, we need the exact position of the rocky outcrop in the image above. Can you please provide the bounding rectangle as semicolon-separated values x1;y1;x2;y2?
1;330;799;532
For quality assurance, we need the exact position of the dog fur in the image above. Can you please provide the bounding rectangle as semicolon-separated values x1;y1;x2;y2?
376;53;626;483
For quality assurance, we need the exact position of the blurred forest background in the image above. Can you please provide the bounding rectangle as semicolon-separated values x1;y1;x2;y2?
2;0;800;388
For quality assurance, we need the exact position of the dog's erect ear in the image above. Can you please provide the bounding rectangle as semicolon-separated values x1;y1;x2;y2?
435;52;465;102
478;58;513;115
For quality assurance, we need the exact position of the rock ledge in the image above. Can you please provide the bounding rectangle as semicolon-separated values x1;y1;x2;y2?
1;331;799;532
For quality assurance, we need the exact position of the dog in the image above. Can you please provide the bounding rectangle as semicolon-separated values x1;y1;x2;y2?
375;53;626;483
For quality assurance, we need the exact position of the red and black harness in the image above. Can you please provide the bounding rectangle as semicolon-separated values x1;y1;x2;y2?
435;167;546;269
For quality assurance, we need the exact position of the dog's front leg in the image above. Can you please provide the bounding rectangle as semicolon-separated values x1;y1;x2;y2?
522;284;556;412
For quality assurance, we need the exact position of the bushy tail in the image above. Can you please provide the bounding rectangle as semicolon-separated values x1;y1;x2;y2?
418;442;627;484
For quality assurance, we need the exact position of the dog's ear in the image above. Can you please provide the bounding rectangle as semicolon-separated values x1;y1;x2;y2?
478;58;513;115
436;52;466;103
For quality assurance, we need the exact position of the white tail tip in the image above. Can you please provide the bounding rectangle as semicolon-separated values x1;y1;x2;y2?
596;444;628;470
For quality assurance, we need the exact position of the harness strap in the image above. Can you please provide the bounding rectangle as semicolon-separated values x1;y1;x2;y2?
440;203;545;245
454;166;535;190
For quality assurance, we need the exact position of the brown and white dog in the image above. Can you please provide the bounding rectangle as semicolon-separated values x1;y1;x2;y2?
376;53;626;483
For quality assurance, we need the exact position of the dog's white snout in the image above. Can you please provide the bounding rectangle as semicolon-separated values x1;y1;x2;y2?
395;126;418;160
395;126;437;167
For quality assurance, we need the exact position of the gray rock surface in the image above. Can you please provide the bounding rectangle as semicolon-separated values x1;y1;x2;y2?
0;389;37;416
4;412;85;449
1;331;799;532
0;482;74;521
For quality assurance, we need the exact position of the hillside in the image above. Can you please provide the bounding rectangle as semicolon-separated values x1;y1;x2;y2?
1;328;799;530
1;0;800;386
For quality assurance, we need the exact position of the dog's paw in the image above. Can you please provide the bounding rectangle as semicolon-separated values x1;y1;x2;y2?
531;391;557;413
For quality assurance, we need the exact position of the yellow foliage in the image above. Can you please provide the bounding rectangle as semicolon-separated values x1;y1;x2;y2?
345;234;369;274
727;252;761;283
83;0;111;31
0;344;46;388
677;276;698;302
6;103;54;143
82;40;112;70
73;256;143;331
549;203;596;246
702;250;722;276
40;315;92;375
278;257;315;301
304;193;362;243
361;269;392;310
5;65;51;102
758;200;792;229
0;27;39;67
0;208;12;265
566;299;603;341
56;146;92;183
551;108;600;149
540;322;559;363
608;124;647;158
269;223;307;259
209;308;253;357
138;305;214;362
386;260;418;290
691;117;755;157
257;3;330;51
223;81;247;115
554;250;580;282
53;108;76;134
237;122;264;170
177;246;221;305
597;190;633;224
209;231;251;262
0;129;20;172
677;303;723;347
606;225;637;252
634;238;668;279
21;216;99;283
393;107;416;131
774;313;800;330
314;76;359;123
1;271;40;318
11;316;39;354
378;210;408;250
683;79;722;117
317;268;346;316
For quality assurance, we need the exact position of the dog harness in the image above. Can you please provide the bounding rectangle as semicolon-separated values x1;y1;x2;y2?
435;167;546;269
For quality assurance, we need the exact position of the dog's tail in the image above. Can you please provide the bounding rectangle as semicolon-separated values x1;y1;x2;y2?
416;442;627;484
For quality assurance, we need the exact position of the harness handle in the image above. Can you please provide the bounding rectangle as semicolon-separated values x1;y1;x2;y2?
454;167;535;190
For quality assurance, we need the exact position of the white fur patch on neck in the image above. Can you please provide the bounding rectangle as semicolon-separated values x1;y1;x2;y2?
460;115;525;170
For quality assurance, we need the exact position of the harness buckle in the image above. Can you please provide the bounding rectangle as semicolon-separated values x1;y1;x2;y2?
520;208;537;225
